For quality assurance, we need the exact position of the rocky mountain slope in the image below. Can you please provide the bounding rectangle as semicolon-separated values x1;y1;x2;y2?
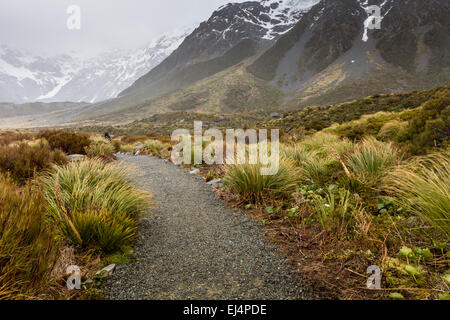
248;0;450;107
120;0;319;98
0;27;193;104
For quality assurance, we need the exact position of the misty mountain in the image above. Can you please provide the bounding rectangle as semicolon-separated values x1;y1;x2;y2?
120;0;319;97
1;0;449;129
0;27;193;104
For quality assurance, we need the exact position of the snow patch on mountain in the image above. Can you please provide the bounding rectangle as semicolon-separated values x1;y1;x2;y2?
213;0;319;41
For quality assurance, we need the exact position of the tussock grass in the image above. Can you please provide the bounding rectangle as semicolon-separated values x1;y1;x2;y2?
280;144;312;166
345;137;399;185
41;159;150;252
143;140;164;156
281;136;352;184
299;152;333;184
300;132;342;152
0;176;55;300
223;158;300;203
85;140;115;161
119;144;134;153
386;152;450;237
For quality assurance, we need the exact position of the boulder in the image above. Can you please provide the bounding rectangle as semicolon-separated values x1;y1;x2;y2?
190;169;200;175
68;154;86;162
95;264;116;278
207;178;223;188
270;112;283;119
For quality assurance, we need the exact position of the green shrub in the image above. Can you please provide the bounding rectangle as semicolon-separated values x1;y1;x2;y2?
386;151;450;237
223;158;300;203
38;130;91;155
0;142;67;183
378;120;408;141
0;176;55;299
41;159;150;253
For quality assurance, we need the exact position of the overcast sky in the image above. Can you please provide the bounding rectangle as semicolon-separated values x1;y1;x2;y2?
0;0;244;58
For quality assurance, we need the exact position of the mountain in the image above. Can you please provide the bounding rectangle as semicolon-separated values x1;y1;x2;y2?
2;0;449;129
0;27;193;104
0;45;81;104
90;0;449;124
120;0;320;98
248;0;450;107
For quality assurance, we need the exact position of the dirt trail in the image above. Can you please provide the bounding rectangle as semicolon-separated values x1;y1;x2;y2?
105;155;310;300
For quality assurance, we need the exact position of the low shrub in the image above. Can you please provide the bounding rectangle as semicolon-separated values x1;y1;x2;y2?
0;142;67;183
223;158;300;203
41;159;150;253
377;120;408;141
0;176;55;299
386;151;450;237
0;131;35;146
38;130;91;155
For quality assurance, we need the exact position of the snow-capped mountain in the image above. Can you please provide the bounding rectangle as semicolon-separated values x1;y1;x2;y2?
0;26;194;104
121;0;319;97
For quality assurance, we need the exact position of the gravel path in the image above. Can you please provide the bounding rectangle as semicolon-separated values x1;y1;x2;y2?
105;155;310;300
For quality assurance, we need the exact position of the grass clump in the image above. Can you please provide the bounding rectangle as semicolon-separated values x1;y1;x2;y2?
386;152;450;237
300;133;342;153
143;140;164;156
85;140;116;161
41;159;150;253
280;144;312;166
345;137;399;186
0;176;55;299
223;159;300;203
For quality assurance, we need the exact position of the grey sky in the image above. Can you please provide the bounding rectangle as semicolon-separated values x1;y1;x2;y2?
0;0;244;57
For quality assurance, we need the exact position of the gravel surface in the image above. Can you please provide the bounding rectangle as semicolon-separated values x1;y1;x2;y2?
105;155;310;300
